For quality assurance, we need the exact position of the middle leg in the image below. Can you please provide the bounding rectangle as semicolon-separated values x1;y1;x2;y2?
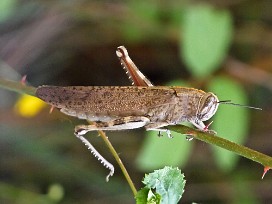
145;122;172;138
75;116;150;136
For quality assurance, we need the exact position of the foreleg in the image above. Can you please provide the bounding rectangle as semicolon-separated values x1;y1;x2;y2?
190;120;216;135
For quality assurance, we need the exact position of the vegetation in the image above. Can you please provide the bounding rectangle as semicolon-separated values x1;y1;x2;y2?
1;1;272;203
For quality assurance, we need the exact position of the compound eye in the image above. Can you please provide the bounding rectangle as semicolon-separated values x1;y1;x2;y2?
198;93;219;121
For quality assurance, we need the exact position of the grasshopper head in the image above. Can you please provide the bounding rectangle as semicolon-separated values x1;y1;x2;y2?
196;92;219;121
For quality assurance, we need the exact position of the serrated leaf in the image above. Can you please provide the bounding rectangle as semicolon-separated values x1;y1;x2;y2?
143;167;185;204
208;76;249;172
181;5;233;78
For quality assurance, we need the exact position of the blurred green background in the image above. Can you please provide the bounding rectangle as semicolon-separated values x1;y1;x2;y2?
0;0;272;203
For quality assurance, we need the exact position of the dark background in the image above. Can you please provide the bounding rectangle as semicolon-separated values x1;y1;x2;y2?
0;1;272;203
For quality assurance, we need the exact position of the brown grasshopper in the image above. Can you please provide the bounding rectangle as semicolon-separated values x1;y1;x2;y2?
36;46;260;138
37;85;219;137
35;46;260;180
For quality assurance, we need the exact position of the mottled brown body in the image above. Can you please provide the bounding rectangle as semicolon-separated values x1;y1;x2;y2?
37;86;203;122
36;85;218;136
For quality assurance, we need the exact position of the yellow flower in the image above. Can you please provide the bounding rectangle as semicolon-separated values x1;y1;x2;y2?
14;94;47;118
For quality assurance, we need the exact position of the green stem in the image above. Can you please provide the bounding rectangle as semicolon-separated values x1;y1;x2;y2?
97;130;137;196
0;78;36;96
169;125;272;168
1;77;271;175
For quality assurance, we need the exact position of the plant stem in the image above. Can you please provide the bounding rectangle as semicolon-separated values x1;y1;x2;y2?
1;77;271;177
169;125;272;168
97;130;137;196
0;78;36;96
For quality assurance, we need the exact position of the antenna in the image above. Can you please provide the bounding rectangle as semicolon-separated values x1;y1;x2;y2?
218;100;262;110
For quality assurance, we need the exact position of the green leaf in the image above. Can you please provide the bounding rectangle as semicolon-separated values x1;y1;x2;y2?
136;80;193;170
208;76;249;172
122;1;159;42
129;1;159;22
135;187;161;204
0;0;16;22
181;4;233;78
136;131;193;170
121;22;145;43
231;173;259;204
143;167;186;204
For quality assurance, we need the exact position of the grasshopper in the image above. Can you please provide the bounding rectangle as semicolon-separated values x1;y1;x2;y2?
36;46;261;137
36;46;260;179
36;85;219;137
36;49;221;137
